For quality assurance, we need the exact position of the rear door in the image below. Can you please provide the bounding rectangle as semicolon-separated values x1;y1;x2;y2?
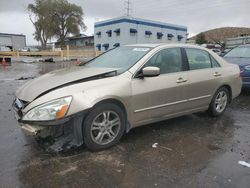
131;48;189;125
184;48;222;109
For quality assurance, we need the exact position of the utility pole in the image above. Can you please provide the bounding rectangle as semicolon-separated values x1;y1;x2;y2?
125;0;132;16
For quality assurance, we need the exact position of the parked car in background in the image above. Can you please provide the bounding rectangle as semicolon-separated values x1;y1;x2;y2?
0;46;11;52
212;48;221;55
20;47;39;52
220;49;230;57
13;44;242;152
223;45;250;88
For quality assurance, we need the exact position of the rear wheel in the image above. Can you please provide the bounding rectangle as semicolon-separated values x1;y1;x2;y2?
83;103;126;151
208;87;229;117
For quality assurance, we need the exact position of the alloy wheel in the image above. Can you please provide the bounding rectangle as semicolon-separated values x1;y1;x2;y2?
215;91;228;113
90;111;121;145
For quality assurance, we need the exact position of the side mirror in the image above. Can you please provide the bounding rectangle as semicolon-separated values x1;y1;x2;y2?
142;66;160;77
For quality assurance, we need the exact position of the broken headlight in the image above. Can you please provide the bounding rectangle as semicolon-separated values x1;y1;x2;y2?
22;96;72;121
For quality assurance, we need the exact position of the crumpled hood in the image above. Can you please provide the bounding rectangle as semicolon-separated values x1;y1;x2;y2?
16;66;118;101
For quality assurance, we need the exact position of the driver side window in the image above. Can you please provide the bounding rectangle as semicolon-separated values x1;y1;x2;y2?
144;48;183;74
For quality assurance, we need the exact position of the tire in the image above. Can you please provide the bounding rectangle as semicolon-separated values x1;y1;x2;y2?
208;87;229;117
83;102;126;151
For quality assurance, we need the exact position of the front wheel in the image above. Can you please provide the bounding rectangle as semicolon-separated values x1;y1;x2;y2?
83;103;126;151
208;87;229;117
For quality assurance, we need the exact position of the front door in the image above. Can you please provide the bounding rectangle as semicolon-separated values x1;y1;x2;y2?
131;48;189;125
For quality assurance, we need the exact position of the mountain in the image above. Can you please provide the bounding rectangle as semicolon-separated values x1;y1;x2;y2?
190;27;250;42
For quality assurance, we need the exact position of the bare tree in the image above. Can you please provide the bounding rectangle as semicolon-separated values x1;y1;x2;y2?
28;0;86;48
52;0;87;47
28;0;55;49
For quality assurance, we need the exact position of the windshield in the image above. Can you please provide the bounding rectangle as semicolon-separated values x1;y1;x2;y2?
84;46;151;74
224;46;250;58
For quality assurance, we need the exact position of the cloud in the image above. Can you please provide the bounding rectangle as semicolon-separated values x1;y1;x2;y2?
0;12;36;45
0;0;33;12
0;0;250;44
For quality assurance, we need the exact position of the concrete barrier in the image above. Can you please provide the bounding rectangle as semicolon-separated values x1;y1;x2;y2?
0;45;102;61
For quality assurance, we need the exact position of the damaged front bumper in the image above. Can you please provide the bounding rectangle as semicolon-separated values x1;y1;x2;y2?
20;123;46;136
14;105;88;153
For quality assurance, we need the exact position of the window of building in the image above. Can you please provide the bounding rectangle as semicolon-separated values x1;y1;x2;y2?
102;43;109;51
145;31;152;38
114;29;120;36
185;48;212;70
168;34;174;40
130;28;137;36
178;35;183;41
96;44;101;51
157;32;163;39
96;32;101;38
106;30;112;37
144;48;183;74
113;43;120;48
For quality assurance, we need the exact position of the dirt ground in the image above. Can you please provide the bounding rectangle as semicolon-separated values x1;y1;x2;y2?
0;62;250;188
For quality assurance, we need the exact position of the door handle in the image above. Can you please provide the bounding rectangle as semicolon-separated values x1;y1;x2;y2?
213;72;221;77
176;77;188;83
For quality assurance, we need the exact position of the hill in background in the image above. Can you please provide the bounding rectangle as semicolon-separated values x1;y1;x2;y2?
190;27;250;42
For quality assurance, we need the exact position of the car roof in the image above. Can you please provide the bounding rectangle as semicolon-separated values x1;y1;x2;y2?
238;44;250;47
126;43;161;48
125;43;206;50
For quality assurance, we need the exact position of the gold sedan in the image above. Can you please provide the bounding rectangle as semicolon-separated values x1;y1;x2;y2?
13;44;242;152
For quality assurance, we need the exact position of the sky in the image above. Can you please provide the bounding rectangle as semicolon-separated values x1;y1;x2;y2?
0;0;250;45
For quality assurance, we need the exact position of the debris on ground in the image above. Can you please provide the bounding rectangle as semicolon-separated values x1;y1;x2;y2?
152;143;172;151
22;59;35;63
16;76;35;80
152;143;158;148
160;146;173;151
44;58;55;63
33;58;44;62
238;161;250;168
207;144;221;151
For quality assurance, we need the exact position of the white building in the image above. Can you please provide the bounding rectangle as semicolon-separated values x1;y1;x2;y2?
94;16;187;52
0;33;26;50
225;36;250;49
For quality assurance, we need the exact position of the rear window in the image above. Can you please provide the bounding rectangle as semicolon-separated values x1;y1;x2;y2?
210;55;221;68
185;48;211;70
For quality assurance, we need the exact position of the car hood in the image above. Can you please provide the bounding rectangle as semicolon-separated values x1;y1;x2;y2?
223;57;250;67
16;66;118;102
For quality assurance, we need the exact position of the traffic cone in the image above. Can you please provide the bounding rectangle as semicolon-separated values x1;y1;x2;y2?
2;56;7;66
76;58;81;65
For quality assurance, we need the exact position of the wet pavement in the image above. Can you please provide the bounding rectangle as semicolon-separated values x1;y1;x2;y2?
0;62;250;188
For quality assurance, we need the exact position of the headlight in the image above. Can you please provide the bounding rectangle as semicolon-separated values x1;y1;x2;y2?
22;96;72;121
243;64;250;71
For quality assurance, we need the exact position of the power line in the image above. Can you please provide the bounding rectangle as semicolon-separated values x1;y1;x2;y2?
125;0;132;16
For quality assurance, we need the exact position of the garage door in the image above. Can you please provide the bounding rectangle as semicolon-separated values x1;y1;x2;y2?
0;36;12;46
